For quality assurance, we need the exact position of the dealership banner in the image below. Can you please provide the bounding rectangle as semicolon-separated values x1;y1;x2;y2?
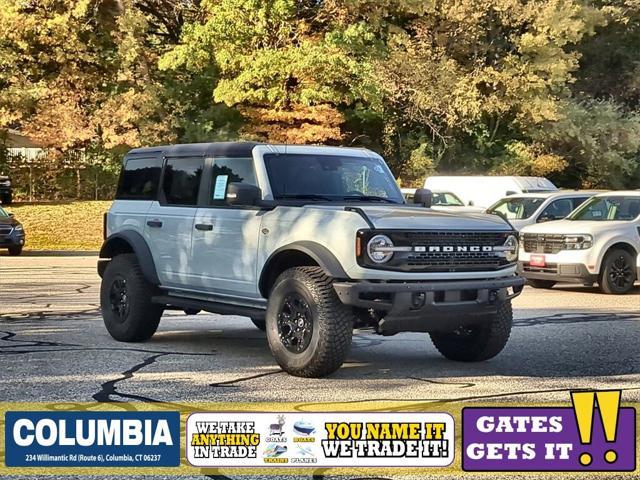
186;412;454;467
5;411;180;467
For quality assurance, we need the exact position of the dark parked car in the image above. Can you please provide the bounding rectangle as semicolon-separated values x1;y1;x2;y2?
0;206;25;255
0;175;12;205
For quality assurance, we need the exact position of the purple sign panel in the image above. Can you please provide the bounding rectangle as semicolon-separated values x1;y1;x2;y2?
462;407;636;471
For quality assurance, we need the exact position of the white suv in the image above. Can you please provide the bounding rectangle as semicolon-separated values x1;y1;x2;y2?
519;191;640;294
99;142;524;377
486;190;599;231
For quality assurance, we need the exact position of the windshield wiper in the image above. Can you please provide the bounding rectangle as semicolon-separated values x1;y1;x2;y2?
342;195;398;203
276;194;334;202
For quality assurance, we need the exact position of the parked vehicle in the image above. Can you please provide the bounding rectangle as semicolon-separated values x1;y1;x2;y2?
519;191;640;294
401;188;485;213
486;191;600;231
0;175;12;205
424;176;557;209
99;142;524;377
0;205;25;255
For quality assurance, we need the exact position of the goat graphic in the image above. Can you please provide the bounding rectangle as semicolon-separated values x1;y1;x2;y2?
269;415;285;435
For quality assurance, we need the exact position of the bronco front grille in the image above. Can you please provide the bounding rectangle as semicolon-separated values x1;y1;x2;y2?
522;233;564;254
0;226;13;236
358;230;514;272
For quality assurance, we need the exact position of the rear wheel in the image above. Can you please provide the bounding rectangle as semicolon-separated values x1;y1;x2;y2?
100;254;163;342
1;193;12;205
7;245;22;256
528;279;556;289
266;267;353;377
430;301;512;362
599;249;636;294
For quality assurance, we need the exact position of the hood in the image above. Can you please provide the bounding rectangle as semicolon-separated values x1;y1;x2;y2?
521;219;632;234
0;215;17;226
507;219;532;231
327;205;513;231
431;205;486;214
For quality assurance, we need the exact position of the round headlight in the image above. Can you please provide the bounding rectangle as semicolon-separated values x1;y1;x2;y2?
503;234;518;262
367;234;394;264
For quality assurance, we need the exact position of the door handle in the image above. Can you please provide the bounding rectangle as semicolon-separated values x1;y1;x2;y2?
146;220;163;228
195;223;213;231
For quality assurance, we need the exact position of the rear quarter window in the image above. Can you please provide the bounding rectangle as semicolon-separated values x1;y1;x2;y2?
116;157;162;200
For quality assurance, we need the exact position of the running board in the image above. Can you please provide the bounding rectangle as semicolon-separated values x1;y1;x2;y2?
152;295;266;320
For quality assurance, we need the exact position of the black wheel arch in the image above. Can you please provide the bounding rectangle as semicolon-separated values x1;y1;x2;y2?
98;230;159;285
259;241;348;298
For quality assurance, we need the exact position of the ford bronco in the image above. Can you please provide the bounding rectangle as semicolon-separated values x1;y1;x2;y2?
98;143;524;377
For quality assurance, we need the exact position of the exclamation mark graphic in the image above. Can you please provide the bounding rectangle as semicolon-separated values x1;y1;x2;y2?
571;390;621;466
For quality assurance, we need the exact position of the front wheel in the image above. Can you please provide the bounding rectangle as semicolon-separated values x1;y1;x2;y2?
100;254;163;342
430;301;513;362
266;267;354;377
599;249;637;294
1;193;12;205
8;245;22;256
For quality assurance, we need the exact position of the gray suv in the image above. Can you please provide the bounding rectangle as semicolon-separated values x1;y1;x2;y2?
99;142;524;377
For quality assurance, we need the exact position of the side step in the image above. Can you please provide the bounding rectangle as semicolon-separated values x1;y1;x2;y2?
152;295;266;320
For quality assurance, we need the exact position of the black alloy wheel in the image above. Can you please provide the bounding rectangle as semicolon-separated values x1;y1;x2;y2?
109;277;130;322
277;293;313;353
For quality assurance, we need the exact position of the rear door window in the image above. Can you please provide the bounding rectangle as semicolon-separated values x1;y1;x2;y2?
162;157;204;206
210;157;257;203
116;157;162;200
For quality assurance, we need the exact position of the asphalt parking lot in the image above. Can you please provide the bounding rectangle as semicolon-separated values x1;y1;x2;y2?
1;254;639;407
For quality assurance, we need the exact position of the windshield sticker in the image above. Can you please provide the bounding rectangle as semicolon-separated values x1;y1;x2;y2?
213;175;228;200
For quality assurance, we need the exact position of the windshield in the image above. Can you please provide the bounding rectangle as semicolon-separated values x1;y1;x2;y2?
432;192;464;206
263;154;404;203
0;206;8;218
487;197;545;219
567;196;640;221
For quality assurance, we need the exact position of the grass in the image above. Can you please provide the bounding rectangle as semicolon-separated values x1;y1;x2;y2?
5;201;111;251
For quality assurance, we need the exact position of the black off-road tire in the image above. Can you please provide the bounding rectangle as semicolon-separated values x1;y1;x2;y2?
100;254;163;342
1;193;12;205
7;245;22;256
266;267;354;377
250;318;266;331
599;249;637;294
430;300;513;362
528;279;556;289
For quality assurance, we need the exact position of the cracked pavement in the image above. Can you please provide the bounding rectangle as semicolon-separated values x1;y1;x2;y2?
0;254;638;479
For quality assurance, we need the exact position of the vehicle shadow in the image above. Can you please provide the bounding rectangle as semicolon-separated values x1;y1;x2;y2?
142;308;640;381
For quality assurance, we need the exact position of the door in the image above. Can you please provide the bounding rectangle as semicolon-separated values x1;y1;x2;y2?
144;156;204;287
190;156;262;299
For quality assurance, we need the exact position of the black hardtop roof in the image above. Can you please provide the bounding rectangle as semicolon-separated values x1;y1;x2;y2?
126;141;262;159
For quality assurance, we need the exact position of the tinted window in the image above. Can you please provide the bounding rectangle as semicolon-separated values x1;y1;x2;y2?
539;199;573;220
162;157;204;205
210;157;257;202
568;196;640;221
487;197;545;219
571;197;589;210
264;154;403;203
116;157;162;200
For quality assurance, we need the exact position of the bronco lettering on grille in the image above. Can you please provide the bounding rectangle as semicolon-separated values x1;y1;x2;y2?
425;246;494;253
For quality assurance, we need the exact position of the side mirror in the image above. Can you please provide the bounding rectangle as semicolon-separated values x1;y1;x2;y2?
413;188;432;208
226;182;261;206
468;200;475;206
7;212;14;217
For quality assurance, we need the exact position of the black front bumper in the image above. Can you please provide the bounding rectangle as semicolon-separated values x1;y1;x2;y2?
518;262;597;284
333;276;525;335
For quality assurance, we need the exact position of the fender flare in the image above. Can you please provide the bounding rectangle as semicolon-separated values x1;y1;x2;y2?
259;241;348;296
595;237;639;273
98;230;160;285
